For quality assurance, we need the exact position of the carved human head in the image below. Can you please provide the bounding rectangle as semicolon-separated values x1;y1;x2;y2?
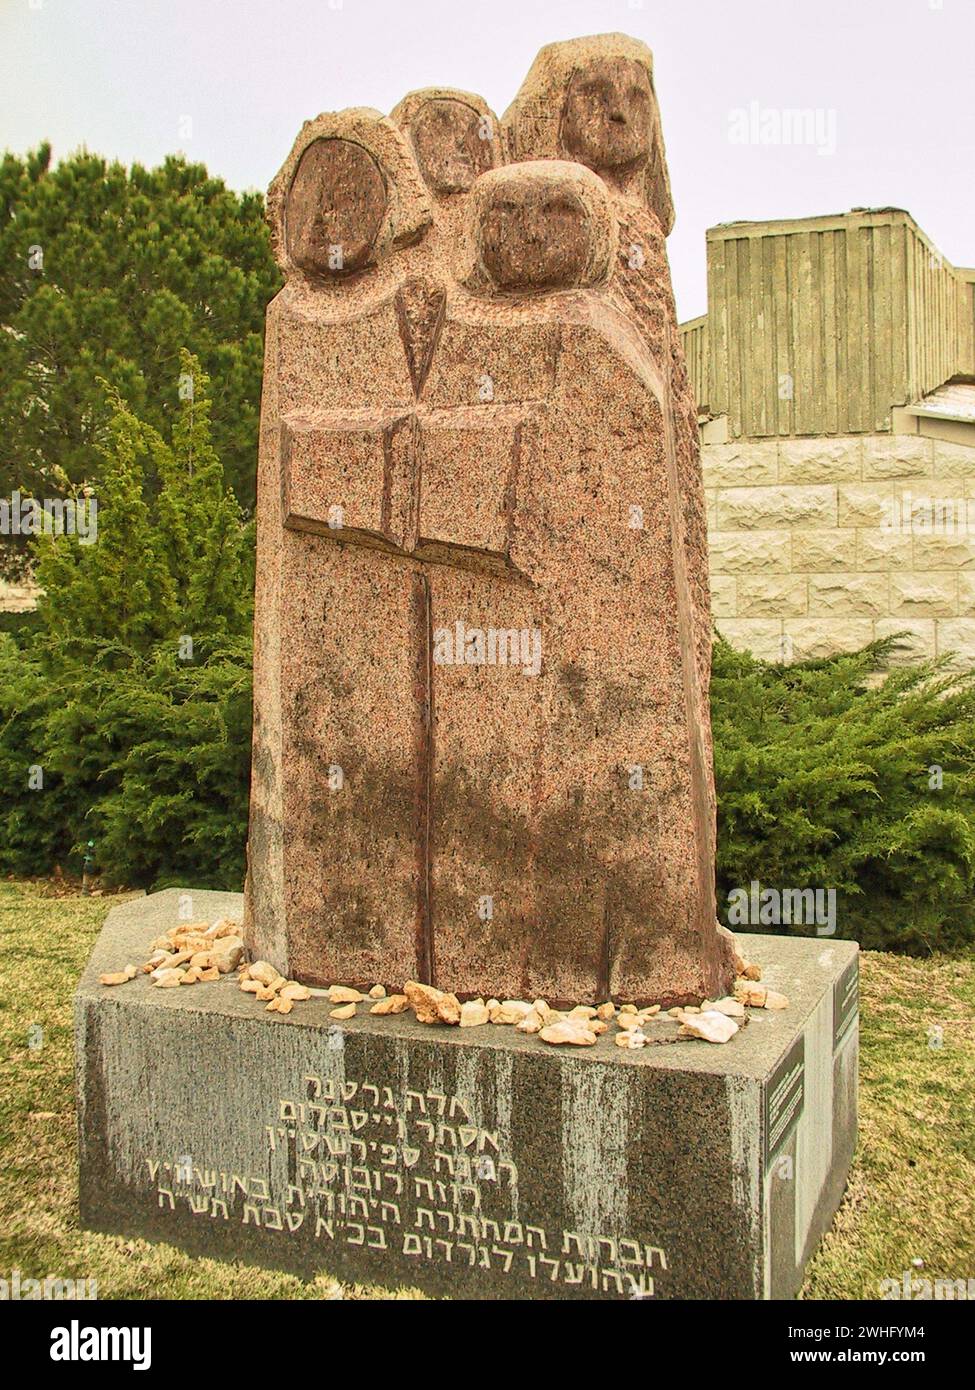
468;161;617;294
267;108;431;280
561;55;654;174
391;89;500;196
501;34;674;235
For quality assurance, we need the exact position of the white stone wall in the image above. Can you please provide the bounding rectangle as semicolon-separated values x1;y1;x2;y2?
0;578;39;613
705;435;975;665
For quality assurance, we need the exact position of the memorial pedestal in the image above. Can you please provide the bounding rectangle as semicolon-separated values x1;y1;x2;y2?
76;890;858;1300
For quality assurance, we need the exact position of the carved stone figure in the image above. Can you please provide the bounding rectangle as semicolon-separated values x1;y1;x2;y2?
502;35;715;817
390;87;501;287
245;49;735;1005
245;109;437;986
417;159;733;1002
391;88;500;200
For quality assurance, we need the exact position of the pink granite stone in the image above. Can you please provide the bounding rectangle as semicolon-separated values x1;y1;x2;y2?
502;33;718;864
244;52;736;1007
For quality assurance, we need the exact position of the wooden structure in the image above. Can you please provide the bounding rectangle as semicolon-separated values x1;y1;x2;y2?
682;208;975;438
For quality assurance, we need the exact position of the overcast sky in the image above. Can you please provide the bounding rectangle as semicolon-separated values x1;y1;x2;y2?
2;0;973;319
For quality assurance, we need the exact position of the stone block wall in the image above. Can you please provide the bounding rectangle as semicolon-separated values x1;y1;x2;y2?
0;578;39;613
705;435;975;665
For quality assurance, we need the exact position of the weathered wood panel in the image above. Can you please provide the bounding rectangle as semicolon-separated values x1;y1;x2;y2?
682;210;971;437
679;314;709;415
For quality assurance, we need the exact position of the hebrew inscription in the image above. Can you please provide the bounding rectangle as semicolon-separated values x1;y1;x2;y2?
145;1070;669;1297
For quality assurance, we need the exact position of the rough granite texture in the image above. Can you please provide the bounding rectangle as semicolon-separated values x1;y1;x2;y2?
244;36;735;1008
502;34;716;829
77;891;858;1300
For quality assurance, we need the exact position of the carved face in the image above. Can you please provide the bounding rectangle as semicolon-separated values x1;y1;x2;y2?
561;57;653;174
285;138;387;275
409;98;495;195
479;178;590;292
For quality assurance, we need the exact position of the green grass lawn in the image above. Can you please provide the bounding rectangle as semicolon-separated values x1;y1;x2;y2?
1;879;972;1300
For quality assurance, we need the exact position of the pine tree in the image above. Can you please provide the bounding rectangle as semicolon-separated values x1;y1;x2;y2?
33;384;174;652
1;365;253;888
711;637;975;951
33;352;251;656
0;145;279;576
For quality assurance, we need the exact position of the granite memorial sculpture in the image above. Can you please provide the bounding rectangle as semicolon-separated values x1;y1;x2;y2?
244;53;735;1008
76;34;859;1301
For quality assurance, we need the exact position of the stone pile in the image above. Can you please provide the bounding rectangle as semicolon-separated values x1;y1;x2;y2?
238;959;314;1014
99;919;788;1046
98;918;244;988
